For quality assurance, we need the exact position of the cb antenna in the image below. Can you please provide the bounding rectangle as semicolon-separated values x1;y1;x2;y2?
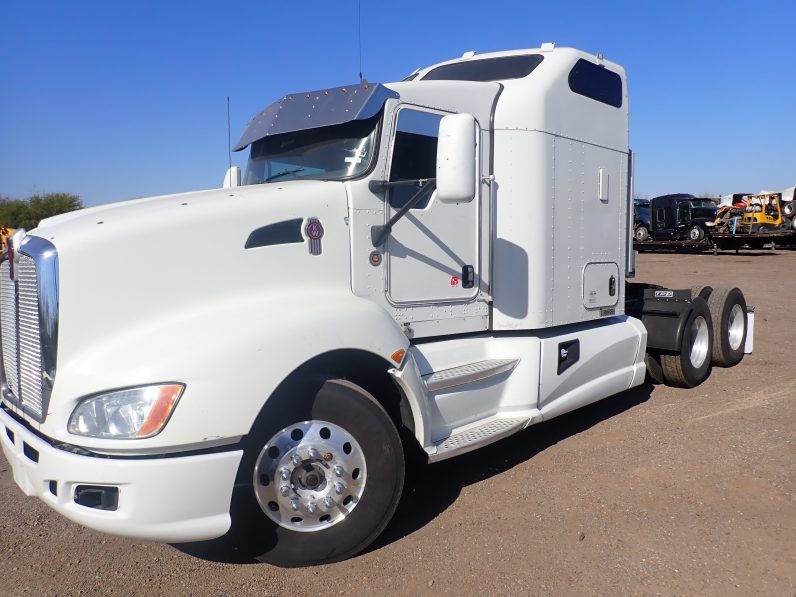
226;96;232;173
357;0;364;82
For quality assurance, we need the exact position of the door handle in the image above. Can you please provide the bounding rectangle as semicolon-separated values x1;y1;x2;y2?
462;265;475;289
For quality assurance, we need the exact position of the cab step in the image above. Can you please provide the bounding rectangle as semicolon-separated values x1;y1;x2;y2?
428;416;528;462
422;358;519;393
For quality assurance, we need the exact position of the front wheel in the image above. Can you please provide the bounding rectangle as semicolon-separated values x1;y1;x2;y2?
233;379;405;567
634;226;650;242
688;225;705;242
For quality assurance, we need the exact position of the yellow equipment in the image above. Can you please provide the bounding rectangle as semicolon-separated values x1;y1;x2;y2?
715;192;784;233
0;227;14;253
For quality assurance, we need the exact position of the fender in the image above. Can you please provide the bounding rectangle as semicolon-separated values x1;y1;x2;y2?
42;291;412;454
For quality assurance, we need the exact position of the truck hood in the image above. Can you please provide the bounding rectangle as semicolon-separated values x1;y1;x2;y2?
35;181;342;240
30;182;353;389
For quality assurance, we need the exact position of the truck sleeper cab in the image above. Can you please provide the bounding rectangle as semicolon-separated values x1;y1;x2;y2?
0;45;751;567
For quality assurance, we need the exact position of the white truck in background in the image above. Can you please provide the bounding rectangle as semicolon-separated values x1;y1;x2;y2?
0;45;751;567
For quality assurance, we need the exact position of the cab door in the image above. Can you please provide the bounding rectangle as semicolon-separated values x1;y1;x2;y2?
385;107;481;308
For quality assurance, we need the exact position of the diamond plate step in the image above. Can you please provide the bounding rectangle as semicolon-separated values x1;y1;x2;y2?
430;417;527;462
422;358;519;393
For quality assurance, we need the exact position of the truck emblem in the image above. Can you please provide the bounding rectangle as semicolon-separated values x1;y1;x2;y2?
305;218;324;256
654;290;674;298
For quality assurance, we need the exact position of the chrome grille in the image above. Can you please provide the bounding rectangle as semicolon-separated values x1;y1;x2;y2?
0;234;58;423
0;261;18;393
17;255;44;416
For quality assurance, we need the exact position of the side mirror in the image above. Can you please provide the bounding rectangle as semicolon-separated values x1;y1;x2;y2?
436;113;476;203
223;166;241;189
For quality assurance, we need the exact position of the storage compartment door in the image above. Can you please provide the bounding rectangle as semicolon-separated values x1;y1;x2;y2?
582;262;619;309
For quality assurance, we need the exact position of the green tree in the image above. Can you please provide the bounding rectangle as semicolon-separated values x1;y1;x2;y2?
0;192;82;229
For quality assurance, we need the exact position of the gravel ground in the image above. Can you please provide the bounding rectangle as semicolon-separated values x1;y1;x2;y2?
1;250;794;596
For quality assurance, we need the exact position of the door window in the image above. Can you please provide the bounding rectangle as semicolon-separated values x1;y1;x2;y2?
388;109;443;209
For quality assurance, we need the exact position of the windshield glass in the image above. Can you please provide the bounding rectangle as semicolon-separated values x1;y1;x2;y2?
243;113;381;185
689;199;717;209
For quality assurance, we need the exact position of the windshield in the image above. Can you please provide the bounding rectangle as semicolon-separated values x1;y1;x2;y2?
243;113;381;185
689;199;717;209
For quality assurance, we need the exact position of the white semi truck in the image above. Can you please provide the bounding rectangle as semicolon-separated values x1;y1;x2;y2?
0;45;750;566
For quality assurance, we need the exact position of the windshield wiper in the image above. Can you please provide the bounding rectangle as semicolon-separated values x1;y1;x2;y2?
265;167;305;182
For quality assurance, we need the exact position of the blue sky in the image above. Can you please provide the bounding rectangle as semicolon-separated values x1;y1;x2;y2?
1;1;794;207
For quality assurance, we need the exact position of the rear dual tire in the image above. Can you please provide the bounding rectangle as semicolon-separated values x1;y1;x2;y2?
660;297;713;388
707;287;747;367
691;286;747;367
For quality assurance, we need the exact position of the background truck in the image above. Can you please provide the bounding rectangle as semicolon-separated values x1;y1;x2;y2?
636;193;717;242
0;45;751;567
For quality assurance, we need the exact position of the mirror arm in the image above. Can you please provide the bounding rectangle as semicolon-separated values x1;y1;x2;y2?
368;178;434;193
371;179;437;247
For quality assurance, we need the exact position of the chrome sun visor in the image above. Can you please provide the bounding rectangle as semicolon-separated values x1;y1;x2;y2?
233;82;398;152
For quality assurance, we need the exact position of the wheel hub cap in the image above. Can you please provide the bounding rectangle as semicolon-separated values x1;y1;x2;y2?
689;315;710;368
253;420;366;532
728;303;745;351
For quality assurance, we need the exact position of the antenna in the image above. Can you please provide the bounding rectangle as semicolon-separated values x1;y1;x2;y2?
226;96;232;173
357;0;364;82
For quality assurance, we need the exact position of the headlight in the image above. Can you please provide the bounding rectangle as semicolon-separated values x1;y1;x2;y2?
68;384;184;439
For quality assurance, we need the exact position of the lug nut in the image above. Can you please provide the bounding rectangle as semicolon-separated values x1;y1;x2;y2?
334;481;345;495
324;497;335;508
291;453;302;466
279;484;290;496
290;498;300;511
307;502;317;514
280;467;290;480
333;465;344;477
308;447;319;459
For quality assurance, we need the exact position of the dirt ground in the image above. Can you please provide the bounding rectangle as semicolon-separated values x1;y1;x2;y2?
1;250;794;596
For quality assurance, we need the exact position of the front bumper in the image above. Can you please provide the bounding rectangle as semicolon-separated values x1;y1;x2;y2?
0;405;243;543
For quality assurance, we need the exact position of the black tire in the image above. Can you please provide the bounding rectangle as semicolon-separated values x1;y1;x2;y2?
660;297;713;388
634;226;650;242
707;287;747;367
689;285;713;301
688;225;705;242
230;379;405;567
644;351;664;385
784;202;795;217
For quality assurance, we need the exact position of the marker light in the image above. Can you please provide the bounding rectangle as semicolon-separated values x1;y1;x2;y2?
68;384;184;439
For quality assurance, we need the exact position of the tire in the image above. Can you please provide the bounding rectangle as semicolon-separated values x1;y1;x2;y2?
660;297;713;388
690;285;713;301
707;287;747;367
644;351;664;385
231;379;405;567
688;225;705;242
784;202;795;217
634;226;650;242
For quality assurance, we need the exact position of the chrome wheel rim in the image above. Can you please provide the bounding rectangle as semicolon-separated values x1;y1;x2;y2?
253;420;366;532
728;303;745;351
689;315;710;368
